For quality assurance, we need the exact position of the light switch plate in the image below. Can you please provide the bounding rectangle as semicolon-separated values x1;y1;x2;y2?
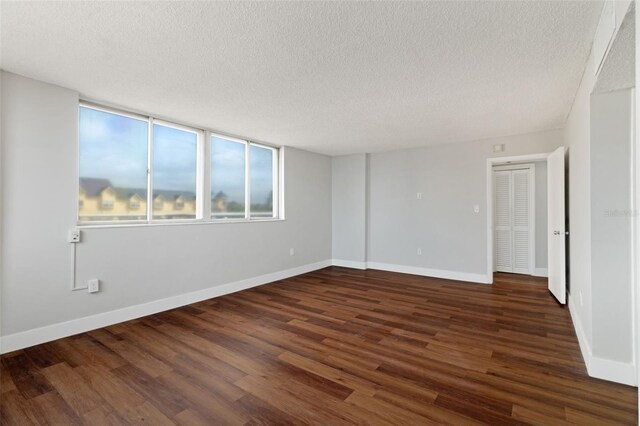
87;279;100;293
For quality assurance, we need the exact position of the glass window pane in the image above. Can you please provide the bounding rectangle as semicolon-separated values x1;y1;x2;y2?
79;107;148;222
152;124;198;220
211;136;246;219
250;145;274;218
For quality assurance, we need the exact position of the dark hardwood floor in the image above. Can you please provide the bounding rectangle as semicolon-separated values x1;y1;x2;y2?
1;267;637;425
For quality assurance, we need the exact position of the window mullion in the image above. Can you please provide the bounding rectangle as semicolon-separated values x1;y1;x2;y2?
201;131;212;221
272;147;278;219
278;147;285;220
245;142;251;220
146;118;154;222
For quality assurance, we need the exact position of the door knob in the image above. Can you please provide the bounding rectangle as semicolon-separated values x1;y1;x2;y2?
553;231;561;235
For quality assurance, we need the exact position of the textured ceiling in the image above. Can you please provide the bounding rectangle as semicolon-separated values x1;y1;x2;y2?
594;5;635;94
1;1;603;155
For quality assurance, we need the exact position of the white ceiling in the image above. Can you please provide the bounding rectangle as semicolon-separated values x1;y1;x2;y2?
594;5;635;94
1;1;603;156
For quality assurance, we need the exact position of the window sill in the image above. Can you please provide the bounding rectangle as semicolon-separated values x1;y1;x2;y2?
76;218;285;229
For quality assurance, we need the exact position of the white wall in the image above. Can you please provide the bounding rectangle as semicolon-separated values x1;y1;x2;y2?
564;1;636;386
331;154;367;267
0;68;5;338
565;48;596;352
0;72;332;348
329;134;555;281
635;0;640;396
590;88;634;364
636;0;640;397
365;130;561;282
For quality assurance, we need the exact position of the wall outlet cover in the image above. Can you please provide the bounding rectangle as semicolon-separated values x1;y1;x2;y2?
68;229;81;243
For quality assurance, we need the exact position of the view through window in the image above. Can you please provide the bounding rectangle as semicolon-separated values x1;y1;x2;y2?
211;136;245;219
250;144;275;218
152;123;198;220
78;104;280;223
79;107;147;221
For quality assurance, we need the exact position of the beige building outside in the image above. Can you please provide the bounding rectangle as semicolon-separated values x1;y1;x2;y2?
79;177;196;221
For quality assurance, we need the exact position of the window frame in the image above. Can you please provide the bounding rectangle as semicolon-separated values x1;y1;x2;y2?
77;101;283;227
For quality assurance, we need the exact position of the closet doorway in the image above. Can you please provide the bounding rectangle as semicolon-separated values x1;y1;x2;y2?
493;164;535;275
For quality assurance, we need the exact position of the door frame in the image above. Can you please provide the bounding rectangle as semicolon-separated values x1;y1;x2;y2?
492;163;536;275
486;152;551;284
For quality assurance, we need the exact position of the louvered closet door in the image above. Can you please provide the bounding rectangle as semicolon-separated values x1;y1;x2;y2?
511;169;531;274
494;171;513;272
494;168;532;274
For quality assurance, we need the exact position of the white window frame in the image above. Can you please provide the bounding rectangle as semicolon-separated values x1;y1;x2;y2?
77;101;283;227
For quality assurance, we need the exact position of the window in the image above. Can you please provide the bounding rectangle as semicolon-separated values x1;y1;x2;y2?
78;103;281;225
101;199;114;210
211;136;245;219
129;197;141;210
79;106;148;222
152;123;198;220
250;144;276;218
153;196;165;211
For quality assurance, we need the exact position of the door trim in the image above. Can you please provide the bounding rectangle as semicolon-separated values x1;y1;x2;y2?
486;153;551;284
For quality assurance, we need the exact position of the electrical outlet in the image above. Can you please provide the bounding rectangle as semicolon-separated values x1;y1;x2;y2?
416;192;422;200
68;229;81;243
417;248;422;255
87;279;100;293
289;248;295;256
473;205;480;213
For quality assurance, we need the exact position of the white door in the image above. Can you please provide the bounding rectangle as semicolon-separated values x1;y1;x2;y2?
494;167;533;274
547;146;566;304
512;169;532;274
494;170;513;272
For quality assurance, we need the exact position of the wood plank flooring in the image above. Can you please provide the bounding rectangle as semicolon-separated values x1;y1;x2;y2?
1;267;637;425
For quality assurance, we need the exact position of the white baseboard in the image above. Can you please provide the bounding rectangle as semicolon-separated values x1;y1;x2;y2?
568;294;637;386
331;259;367;270
0;259;332;354
533;268;548;277
365;261;491;284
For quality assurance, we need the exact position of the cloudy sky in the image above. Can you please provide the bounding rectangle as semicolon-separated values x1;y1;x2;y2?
79;107;273;206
